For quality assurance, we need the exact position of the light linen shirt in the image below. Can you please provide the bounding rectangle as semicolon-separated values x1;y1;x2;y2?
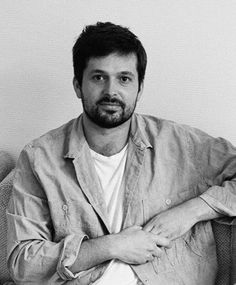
7;113;236;285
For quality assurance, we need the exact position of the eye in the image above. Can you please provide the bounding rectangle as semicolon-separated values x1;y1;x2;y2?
92;75;105;81
120;76;131;83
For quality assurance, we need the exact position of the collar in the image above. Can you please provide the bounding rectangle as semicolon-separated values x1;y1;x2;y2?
129;113;153;150
63;113;153;159
63;115;87;159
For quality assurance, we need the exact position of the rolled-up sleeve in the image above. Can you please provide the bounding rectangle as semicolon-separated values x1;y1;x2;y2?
186;128;236;216
6;146;87;283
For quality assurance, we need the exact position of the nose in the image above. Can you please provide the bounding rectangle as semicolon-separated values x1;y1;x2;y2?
103;78;118;96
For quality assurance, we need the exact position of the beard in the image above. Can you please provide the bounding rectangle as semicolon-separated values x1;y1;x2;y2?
81;94;138;128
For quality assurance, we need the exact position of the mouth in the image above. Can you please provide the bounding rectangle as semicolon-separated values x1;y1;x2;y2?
97;98;125;111
99;102;121;107
98;103;122;112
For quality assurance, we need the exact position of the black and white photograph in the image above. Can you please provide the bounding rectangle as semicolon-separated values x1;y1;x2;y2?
1;1;236;284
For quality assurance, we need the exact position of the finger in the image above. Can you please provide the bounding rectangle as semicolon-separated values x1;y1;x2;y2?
149;226;162;235
143;223;154;232
146;253;155;262
124;225;142;232
150;233;172;248
152;245;163;258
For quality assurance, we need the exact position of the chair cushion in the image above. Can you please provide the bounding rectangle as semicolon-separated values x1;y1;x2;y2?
0;151;14;183
0;170;15;283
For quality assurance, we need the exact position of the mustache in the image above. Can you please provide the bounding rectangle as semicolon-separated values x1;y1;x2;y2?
97;96;125;108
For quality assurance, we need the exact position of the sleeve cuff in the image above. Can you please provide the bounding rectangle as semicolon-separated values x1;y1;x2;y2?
200;192;236;216
57;234;88;280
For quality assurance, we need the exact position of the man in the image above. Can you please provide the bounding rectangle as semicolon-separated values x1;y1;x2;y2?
7;22;236;284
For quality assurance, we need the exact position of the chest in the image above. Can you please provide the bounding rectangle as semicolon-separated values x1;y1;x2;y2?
42;144;207;241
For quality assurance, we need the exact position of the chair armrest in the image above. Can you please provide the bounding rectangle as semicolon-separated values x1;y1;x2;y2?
212;218;236;285
0;170;15;283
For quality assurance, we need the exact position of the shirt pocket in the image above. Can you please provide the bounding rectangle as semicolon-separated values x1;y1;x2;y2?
49;198;101;241
167;189;215;259
144;188;215;274
183;220;216;261
151;222;216;276
142;186;198;224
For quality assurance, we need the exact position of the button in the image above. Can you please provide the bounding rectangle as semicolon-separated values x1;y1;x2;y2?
62;204;68;211
165;199;171;205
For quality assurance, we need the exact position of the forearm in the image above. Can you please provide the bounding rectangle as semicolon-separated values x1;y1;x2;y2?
143;196;224;241
8;239;62;282
184;197;223;224
70;225;171;274
7;214;86;283
199;182;236;217
69;234;116;274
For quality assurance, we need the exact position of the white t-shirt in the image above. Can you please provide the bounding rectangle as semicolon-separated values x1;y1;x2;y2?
89;145;139;285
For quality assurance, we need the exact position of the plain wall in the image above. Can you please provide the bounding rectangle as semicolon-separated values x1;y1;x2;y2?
1;0;236;161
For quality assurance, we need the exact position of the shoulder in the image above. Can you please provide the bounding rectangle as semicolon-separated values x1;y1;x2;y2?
28;118;76;148
20;118;79;162
134;113;219;148
134;113;192;136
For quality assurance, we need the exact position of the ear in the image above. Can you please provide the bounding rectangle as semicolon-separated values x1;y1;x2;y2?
137;82;144;102
73;77;82;99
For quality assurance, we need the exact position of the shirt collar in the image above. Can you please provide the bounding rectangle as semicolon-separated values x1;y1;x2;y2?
63;115;87;159
130;113;153;150
64;113;153;159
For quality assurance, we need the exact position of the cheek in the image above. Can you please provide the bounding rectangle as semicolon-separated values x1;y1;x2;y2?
125;91;140;105
83;83;102;99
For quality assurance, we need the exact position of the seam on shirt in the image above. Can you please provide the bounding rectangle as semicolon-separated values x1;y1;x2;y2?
184;128;209;189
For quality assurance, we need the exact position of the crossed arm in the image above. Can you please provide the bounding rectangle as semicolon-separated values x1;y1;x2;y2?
70;196;222;274
8;132;236;283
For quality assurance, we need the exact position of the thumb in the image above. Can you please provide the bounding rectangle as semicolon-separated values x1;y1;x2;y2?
151;233;172;248
123;225;142;232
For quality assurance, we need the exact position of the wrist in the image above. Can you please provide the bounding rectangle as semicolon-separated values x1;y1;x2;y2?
70;234;119;273
98;234;118;260
186;197;219;224
107;232;125;260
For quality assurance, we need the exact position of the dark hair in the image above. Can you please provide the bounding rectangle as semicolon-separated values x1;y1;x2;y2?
72;22;147;90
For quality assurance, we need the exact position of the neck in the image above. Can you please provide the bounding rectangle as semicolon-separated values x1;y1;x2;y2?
82;113;131;156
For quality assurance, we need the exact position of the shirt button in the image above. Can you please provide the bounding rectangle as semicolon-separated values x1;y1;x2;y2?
62;204;68;211
165;199;171;205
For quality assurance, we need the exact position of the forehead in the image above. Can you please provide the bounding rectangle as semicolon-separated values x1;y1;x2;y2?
85;53;138;75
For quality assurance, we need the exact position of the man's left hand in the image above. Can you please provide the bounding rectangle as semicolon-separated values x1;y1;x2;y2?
143;197;220;241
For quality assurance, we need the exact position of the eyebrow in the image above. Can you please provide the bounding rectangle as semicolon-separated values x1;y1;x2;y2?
90;69;106;74
120;71;135;77
89;69;135;77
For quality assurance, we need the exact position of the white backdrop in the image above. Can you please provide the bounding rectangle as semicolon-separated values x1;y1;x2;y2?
1;0;236;160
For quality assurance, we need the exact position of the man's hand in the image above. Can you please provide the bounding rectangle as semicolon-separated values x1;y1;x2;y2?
70;225;171;274
143;197;222;241
70;198;221;275
111;225;171;264
69;227;170;284
143;203;195;241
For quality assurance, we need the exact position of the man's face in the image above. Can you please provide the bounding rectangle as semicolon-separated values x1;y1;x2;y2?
74;53;142;128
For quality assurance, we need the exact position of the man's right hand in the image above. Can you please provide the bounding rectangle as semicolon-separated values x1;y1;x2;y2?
111;225;171;265
70;225;171;274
